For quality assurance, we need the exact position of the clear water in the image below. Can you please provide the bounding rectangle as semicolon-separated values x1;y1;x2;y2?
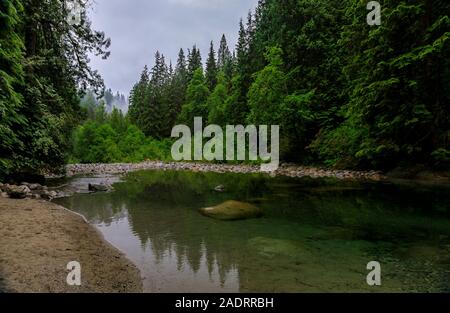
55;170;450;293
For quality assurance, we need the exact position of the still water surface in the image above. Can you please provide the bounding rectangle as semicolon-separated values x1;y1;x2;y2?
55;170;450;292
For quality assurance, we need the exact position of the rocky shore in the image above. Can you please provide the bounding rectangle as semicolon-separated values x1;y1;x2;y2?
0;182;66;201
66;161;386;181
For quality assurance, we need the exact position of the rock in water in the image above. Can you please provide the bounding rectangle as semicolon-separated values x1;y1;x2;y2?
199;200;263;221
8;186;31;199
88;183;110;192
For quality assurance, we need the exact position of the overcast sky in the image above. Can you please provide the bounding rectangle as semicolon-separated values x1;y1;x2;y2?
88;0;259;96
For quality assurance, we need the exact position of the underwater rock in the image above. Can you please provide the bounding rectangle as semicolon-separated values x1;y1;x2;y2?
88;183;110;192
199;200;263;221
248;237;303;259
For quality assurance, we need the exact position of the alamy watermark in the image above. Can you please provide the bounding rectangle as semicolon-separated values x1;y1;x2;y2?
367;1;381;26
67;261;81;286
366;261;382;286
171;117;280;172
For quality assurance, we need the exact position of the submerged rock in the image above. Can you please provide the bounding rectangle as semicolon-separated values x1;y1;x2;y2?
199;200;263;221
88;183;110;192
248;237;303;259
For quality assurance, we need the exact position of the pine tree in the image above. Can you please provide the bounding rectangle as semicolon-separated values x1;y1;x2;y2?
217;34;232;71
128;65;150;130
169;49;189;126
140;51;170;138
187;45;202;80
236;19;247;70
205;41;218;91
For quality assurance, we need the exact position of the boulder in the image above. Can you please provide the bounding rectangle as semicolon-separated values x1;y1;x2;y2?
8;185;31;199
88;183;110;192
199;200;263;221
41;190;57;200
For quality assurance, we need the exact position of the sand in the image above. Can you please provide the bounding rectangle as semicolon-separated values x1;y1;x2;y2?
0;197;142;293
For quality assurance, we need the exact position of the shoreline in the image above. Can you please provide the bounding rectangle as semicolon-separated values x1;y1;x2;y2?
65;161;386;181
0;197;142;293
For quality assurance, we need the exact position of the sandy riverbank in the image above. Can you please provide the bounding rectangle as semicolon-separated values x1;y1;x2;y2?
0;197;142;293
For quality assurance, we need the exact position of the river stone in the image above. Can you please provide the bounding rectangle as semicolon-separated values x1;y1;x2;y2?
8;185;31;199
41;190;57;200
28;183;43;191
88;183;110;192
199;200;263;221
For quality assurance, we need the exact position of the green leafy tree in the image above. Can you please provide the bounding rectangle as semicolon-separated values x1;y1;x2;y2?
180;68;210;128
0;0;25;178
207;72;230;126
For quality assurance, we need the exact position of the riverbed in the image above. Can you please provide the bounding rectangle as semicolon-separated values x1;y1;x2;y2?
55;170;450;293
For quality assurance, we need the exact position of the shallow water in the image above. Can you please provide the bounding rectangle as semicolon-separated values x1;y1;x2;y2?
55;170;450;292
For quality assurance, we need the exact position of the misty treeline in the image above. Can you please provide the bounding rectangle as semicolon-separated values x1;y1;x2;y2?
72;91;173;164
81;89;128;118
128;0;450;170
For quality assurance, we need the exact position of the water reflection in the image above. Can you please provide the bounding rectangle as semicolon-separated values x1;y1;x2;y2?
56;170;450;292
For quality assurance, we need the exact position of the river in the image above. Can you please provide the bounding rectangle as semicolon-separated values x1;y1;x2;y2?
55;170;450;292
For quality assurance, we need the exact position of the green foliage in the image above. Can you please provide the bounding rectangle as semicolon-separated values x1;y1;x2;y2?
0;0;25;178
1;0;110;178
71;114;172;164
179;68;210;128
248;46;288;126
315;0;450;169
207;72;229;126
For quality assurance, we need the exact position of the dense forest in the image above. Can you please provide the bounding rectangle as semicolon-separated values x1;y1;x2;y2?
1;0;449;180
128;0;450;170
0;0;109;179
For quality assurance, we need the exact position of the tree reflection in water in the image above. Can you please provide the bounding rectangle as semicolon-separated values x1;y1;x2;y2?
56;170;450;292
